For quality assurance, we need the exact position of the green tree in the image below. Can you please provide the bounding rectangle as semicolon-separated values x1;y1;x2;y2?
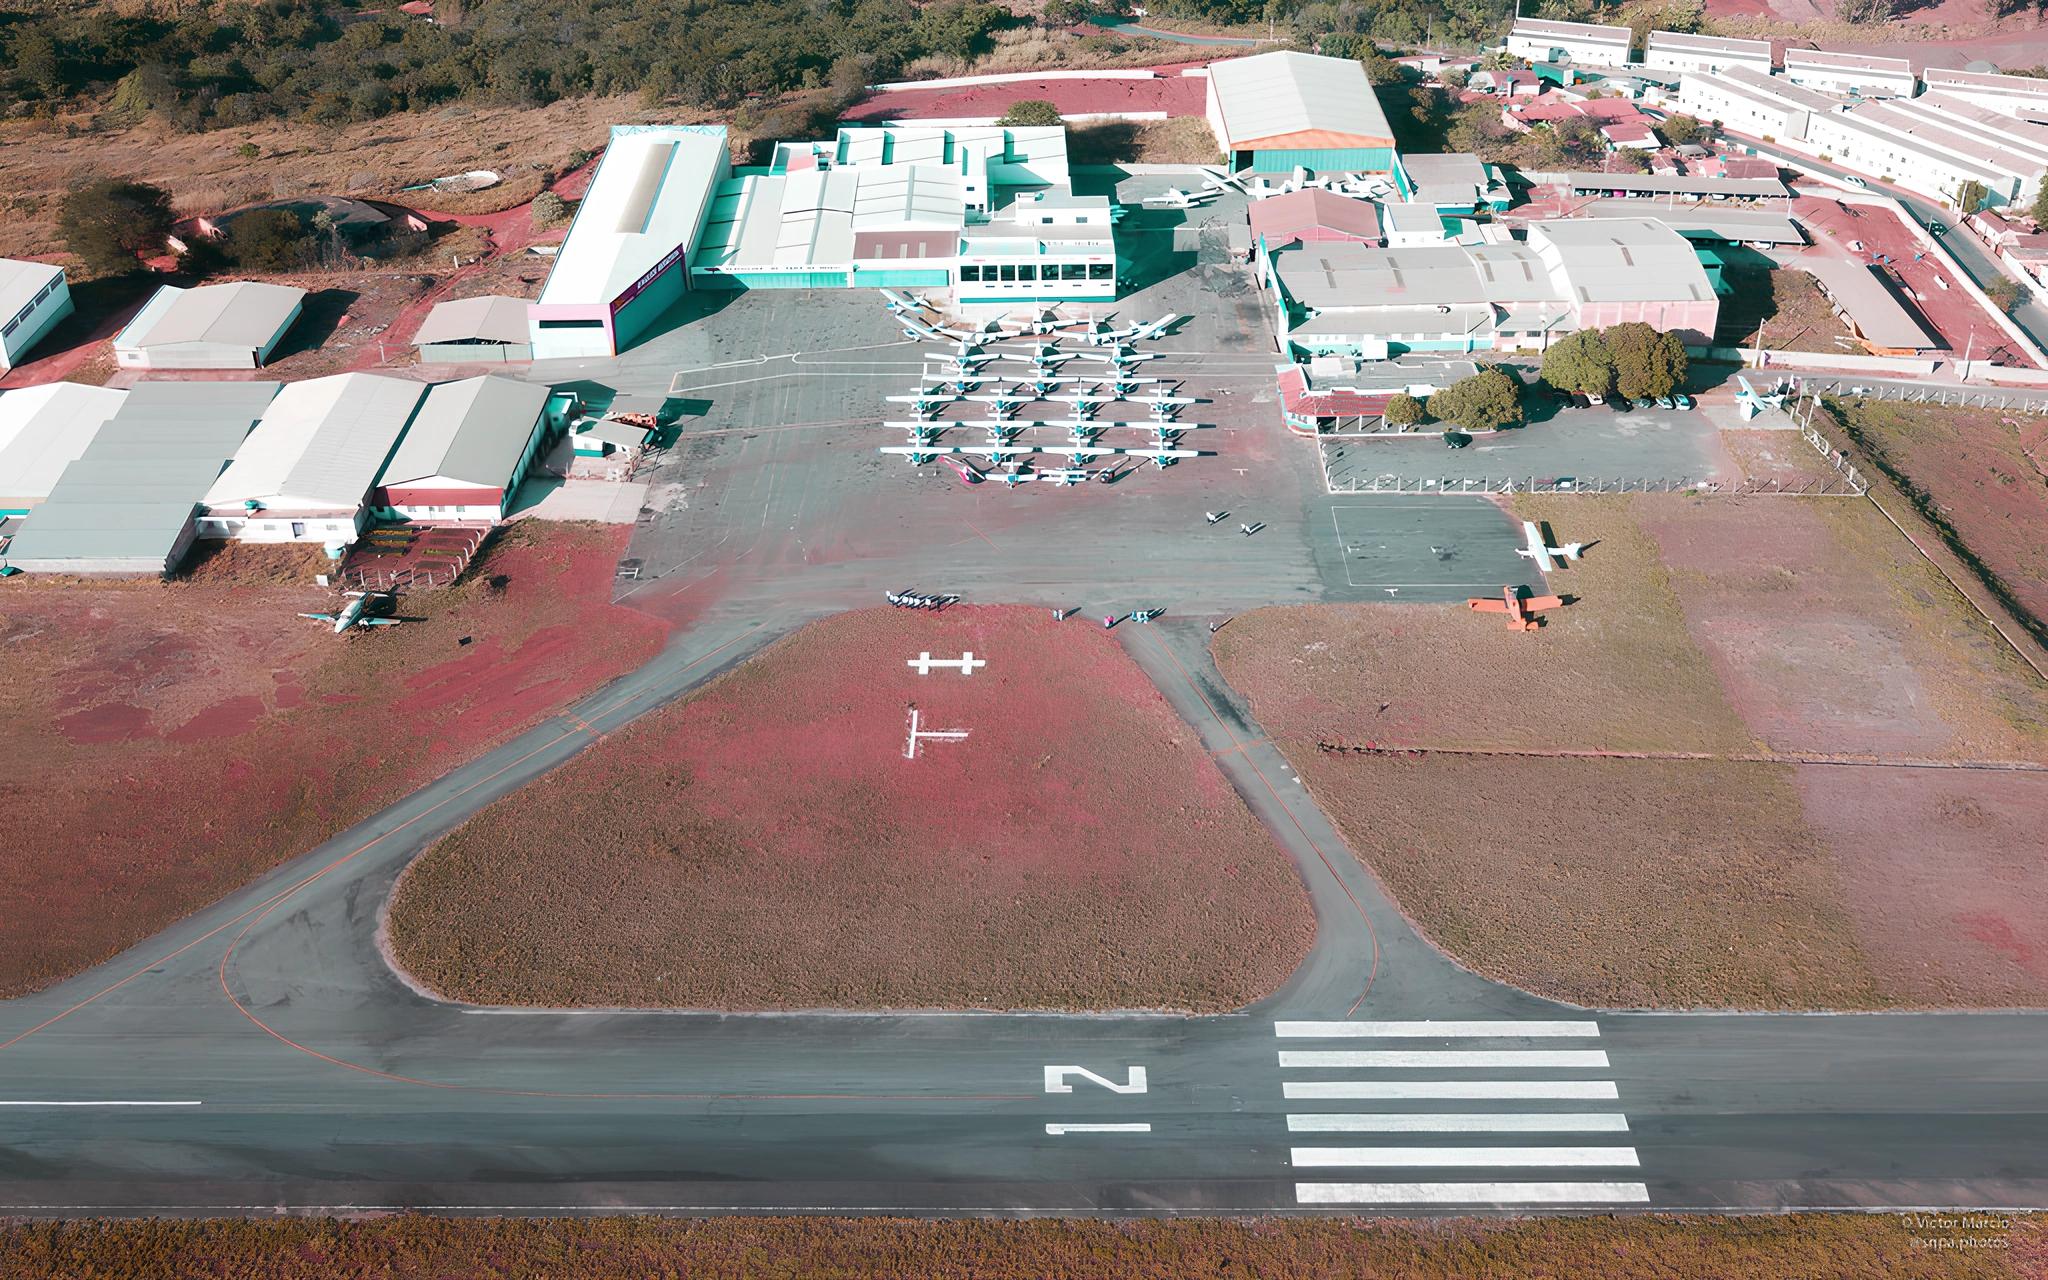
1427;368;1523;432
58;178;175;275
531;190;568;228
998;98;1062;127
1658;113;1706;146
1540;328;1615;396
1605;321;1689;399
1954;180;1987;215
2030;181;2048;227
224;209;312;272
1383;391;1426;426
1043;0;1095;25
1986;276;2024;314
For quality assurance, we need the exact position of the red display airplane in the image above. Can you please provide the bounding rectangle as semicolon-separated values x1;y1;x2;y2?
1467;585;1565;631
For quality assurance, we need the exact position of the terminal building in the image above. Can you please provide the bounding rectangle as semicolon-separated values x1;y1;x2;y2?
690;123;1115;301
0;259;73;374
529;124;731;361
1505;18;1635;69
1261;217;1717;360
1204;50;1399;175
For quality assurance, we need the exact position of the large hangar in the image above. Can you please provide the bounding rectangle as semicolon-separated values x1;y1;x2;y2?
1205;51;1398;175
529;124;732;361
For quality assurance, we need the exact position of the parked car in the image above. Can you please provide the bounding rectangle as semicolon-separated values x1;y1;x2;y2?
1632;396;1656;410
1443;430;1471;449
1586;391;1606;406
1655;395;1675;410
1673;393;1694;410
1569;390;1592;409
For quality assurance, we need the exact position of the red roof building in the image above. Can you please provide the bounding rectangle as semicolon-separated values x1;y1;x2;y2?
1249;189;1384;252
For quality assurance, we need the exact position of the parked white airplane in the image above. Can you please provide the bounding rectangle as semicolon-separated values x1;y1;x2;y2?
1141;187;1219;209
1515;520;1584;574
879;288;932;317
1083;315;1179;346
1735;375;1788;420
299;590;401;635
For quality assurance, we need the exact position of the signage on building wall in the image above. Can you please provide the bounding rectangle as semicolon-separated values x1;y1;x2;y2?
612;244;687;314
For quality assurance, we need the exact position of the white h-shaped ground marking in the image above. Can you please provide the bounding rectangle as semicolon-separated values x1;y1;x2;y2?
904;707;971;759
907;651;987;676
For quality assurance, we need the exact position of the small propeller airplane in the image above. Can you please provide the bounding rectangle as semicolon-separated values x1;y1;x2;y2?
878;288;932;317
1000;343;1076;365
1141;186;1220;209
1038;467;1091;487
1082;315;1178;346
1074;346;1162;366
966;390;1031;419
1050;391;1116;419
886;389;961;419
299;590;402;635
1735;374;1788;420
1466;585;1567;632
940;455;982;486
1514;520;1584;574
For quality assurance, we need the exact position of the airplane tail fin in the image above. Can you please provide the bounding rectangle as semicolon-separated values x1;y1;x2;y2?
1559;543;1583;560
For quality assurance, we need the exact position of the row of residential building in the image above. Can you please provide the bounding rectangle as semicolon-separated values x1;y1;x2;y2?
0;371;577;575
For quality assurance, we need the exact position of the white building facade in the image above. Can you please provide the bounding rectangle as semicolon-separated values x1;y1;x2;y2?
0;260;73;373
1643;30;1773;78
1506;18;1634;68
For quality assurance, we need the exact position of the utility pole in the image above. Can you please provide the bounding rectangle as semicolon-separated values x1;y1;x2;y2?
1961;329;1975;382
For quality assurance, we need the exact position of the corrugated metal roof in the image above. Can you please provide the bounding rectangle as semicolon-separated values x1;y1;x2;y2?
204;372;422;509
1530;218;1714;304
0;382;127;502
1511;17;1632;45
380;375;551;489
1784;48;1913;78
412;295;532;346
0;258;62;326
3;381;277;568
1249;189;1383;242
115;282;304;351
1568;200;1805;245
539;125;729;308
1207;51;1393;149
1646;30;1770;59
1805;258;1940;349
1550;169;1790;197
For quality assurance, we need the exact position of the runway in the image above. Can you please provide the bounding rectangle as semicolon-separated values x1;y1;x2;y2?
3;284;2046;1217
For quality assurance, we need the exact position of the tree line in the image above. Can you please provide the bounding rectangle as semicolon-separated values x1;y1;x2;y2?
0;0;1021;131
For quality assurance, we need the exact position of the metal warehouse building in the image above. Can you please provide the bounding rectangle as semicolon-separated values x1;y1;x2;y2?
414;295;533;363
112;282;305;370
1505;18;1635;69
529;124;732;361
1205;51;1399;175
2;381;279;575
0;259;74;374
374;375;555;524
197;372;424;545
0;383;128;516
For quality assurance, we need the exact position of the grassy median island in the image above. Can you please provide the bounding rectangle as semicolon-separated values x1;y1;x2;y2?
1;1213;2039;1278
1216;495;2048;1010
386;606;1314;1012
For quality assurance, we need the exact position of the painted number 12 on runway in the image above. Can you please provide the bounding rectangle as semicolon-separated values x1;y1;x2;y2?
1043;1065;1151;1135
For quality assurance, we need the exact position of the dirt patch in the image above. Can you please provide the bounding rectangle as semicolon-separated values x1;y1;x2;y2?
1295;751;1883;1009
0;523;666;998
1214;497;1754;754
1721;428;1845;488
1716;267;1857;356
1833;399;2048;640
1640;496;2048;761
1798;766;2048;1007
386;606;1314;1012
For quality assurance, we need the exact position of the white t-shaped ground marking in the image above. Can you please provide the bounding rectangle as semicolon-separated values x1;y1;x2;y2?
907;651;987;676
904;707;971;759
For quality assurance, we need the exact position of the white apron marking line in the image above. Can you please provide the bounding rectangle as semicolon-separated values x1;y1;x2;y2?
1287;1113;1629;1133
1045;1123;1152;1135
1284;1081;1621;1100
1274;1021;1600;1038
1291;1146;1640;1168
1296;1181;1651;1205
0;1101;202;1107
1277;1050;1610;1070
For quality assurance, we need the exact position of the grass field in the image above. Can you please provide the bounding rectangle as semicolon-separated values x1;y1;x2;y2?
1716;267;1857;356
1217;495;2048;1009
0;523;666;998
387;606;1314;1012
1833;398;2048;643
0;1213;2038;1279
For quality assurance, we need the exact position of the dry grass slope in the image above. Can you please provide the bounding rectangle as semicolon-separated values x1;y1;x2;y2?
388;606;1314;1012
0;1213;2039;1280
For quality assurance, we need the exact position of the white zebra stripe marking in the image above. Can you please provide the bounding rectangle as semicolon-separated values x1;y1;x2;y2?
1286;1113;1629;1133
1277;1050;1610;1070
1291;1146;1640;1168
1284;1081;1621;1100
1274;1021;1600;1038
1296;1181;1651;1205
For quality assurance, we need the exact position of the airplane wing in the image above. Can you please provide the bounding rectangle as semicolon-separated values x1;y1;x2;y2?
1524;594;1565;610
297;612;338;622
1466;599;1511;613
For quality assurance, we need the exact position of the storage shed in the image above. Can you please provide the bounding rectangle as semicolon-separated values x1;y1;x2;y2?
112;282;305;370
0;259;74;373
413;295;534;363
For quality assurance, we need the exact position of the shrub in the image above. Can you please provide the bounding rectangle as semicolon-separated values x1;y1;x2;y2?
998;98;1062;127
531;190;568;228
58;178;175;275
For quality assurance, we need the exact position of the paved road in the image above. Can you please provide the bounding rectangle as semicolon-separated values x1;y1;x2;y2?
3;285;2046;1217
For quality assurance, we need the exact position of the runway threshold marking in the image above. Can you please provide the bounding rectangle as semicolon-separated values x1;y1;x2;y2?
1290;1146;1640;1168
1275;1021;1599;1037
1045;1123;1152;1135
1277;1050;1611;1070
0;1101;202;1107
1287;1113;1628;1133
1283;1081;1621;1100
1296;1182;1650;1205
